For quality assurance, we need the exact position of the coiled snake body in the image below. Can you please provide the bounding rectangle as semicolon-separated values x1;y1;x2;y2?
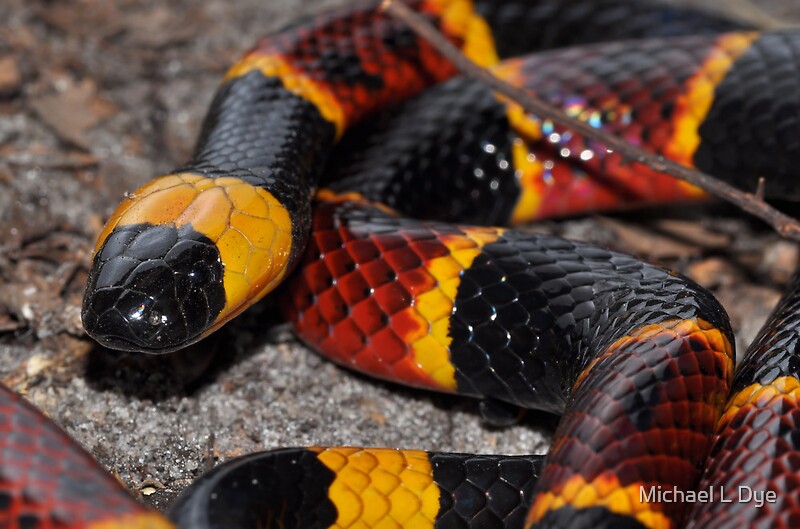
3;1;800;528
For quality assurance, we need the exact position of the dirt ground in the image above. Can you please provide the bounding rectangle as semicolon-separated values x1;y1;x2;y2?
1;0;799;513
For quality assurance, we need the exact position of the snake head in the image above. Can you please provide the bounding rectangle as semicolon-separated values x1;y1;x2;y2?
82;223;226;353
82;173;294;353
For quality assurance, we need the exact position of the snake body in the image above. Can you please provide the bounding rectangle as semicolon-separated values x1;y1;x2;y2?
4;1;800;528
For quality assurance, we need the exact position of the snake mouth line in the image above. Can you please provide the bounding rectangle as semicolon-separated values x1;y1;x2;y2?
82;325;199;355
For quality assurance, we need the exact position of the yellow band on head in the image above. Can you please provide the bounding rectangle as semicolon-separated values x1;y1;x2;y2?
95;173;294;334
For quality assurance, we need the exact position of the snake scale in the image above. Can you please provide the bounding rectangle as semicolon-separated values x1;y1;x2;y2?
4;1;800;528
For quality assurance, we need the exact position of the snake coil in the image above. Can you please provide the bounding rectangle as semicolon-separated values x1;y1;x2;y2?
3;1;800;529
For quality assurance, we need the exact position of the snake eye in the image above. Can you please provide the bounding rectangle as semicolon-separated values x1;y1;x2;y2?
82;223;226;353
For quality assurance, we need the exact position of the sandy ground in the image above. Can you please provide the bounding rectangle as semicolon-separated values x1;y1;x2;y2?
1;0;799;513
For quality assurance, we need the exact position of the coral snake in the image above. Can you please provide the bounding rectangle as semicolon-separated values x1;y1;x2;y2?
4;0;800;528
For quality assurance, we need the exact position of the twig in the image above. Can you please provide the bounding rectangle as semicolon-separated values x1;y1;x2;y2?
706;0;789;30
755;176;766;202
381;0;800;241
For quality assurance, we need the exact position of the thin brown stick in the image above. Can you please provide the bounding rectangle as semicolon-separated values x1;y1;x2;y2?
707;0;789;30
381;0;800;241
755;176;767;202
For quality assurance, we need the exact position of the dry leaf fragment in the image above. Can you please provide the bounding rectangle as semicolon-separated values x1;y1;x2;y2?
30;79;117;150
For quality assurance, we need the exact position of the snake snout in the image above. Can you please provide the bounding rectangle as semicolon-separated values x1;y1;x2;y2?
82;223;226;353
